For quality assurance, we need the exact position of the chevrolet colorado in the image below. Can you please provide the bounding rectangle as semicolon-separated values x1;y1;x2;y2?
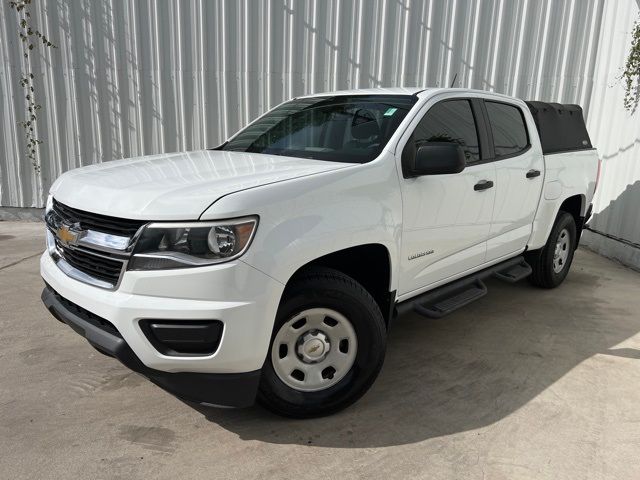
41;88;599;417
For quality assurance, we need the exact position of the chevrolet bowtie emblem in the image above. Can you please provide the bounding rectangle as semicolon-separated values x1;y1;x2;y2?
56;224;80;246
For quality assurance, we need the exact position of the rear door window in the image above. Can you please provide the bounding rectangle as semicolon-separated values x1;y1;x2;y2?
410;100;480;163
485;101;529;157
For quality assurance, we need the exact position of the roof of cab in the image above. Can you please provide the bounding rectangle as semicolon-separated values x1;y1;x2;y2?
299;87;521;102
299;87;435;97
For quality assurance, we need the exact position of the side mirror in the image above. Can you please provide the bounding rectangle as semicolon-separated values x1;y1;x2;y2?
404;142;466;177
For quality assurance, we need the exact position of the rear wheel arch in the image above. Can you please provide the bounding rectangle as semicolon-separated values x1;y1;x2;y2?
558;194;585;227
557;194;587;248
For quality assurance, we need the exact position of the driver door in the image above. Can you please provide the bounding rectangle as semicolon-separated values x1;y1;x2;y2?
398;98;496;298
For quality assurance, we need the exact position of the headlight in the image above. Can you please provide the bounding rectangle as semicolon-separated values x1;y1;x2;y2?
128;217;258;270
45;194;54;214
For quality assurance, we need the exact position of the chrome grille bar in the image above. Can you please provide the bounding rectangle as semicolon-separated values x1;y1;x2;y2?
45;200;147;289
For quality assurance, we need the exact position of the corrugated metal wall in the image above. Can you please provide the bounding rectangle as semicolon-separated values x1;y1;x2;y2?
580;0;640;269
0;0;638;264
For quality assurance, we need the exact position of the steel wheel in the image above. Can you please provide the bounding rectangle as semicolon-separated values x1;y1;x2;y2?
258;267;386;417
553;228;570;273
271;307;358;392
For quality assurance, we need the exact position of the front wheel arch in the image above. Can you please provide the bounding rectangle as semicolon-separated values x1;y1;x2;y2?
284;244;395;326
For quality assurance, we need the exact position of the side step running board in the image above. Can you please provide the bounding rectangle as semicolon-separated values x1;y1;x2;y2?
493;260;532;283
413;279;487;319
396;256;529;320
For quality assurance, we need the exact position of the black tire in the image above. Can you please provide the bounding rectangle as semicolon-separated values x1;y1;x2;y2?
527;211;577;288
257;267;387;418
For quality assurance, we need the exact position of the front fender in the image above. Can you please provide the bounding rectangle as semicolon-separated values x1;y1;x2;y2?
200;153;402;291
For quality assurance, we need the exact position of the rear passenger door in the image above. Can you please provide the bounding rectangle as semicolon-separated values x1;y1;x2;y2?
482;100;544;262
397;98;497;297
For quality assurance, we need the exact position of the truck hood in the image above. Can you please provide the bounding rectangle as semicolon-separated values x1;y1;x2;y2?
51;150;351;220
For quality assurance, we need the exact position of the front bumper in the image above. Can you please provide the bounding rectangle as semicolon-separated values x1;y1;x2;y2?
40;249;285;407
40;252;284;373
42;286;260;407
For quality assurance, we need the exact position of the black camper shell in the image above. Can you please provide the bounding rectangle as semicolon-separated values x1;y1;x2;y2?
525;101;593;155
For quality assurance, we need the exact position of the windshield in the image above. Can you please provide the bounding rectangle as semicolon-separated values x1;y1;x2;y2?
219;95;418;163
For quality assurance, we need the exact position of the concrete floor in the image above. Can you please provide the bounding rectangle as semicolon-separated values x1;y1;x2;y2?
2;221;640;480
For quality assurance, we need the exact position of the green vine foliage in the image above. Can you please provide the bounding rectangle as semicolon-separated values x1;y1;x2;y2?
8;0;56;174
623;19;640;113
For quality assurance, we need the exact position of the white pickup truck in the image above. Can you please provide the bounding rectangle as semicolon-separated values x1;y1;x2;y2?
41;88;599;417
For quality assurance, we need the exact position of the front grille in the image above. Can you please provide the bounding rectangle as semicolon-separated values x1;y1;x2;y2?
46;199;146;288
57;243;124;285
52;199;145;237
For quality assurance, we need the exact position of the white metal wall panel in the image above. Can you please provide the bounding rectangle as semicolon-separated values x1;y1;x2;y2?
1;0;638;269
580;0;640;269
0;0;610;208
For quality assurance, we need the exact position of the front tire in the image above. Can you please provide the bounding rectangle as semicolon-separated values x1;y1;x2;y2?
527;211;577;288
257;267;386;418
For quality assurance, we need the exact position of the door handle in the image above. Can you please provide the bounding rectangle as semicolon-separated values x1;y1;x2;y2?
474;180;494;191
526;169;541;179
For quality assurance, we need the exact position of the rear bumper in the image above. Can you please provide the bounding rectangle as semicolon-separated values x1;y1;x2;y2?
41;285;260;407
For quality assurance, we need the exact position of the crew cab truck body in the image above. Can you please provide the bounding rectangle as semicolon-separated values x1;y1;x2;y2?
40;88;599;417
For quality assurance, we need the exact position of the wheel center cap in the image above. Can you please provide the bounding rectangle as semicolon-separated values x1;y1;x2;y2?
305;339;325;358
298;331;330;363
